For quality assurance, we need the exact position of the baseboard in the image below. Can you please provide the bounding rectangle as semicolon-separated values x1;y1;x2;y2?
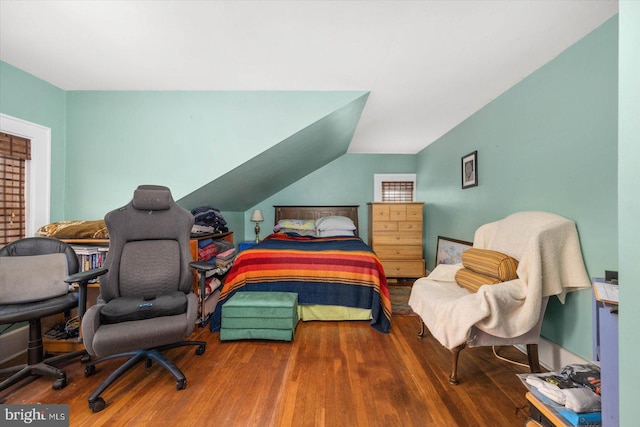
515;338;588;371
0;325;28;365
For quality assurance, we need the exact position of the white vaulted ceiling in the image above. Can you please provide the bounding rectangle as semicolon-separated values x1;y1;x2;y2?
0;1;618;154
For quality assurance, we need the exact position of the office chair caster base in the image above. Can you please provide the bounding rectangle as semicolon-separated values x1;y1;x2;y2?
84;365;96;377
52;377;67;390
81;353;91;363
89;397;106;413
177;378;186;390
195;344;205;356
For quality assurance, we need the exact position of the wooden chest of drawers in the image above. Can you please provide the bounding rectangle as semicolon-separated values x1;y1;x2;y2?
368;202;425;278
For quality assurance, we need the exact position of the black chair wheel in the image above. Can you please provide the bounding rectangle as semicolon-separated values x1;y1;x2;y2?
84;365;96;377
81;353;92;363
89;397;106;413
196;344;206;356
52;378;66;390
177;379;187;390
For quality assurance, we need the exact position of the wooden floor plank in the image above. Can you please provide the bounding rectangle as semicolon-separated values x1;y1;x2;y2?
1;317;532;426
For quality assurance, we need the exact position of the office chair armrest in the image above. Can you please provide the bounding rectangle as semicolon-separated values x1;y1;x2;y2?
65;267;109;285
64;267;108;320
189;261;217;272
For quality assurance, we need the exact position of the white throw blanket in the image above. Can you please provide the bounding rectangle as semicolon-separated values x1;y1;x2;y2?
408;211;591;349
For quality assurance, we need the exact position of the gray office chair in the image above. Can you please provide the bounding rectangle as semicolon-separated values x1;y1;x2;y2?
81;185;206;412
0;237;104;392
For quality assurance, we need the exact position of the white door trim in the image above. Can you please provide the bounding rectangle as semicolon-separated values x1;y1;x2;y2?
0;113;51;236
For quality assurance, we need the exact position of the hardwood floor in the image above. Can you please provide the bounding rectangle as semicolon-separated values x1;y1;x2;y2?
1;317;533;426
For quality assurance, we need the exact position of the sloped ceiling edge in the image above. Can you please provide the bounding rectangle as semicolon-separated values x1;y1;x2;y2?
178;93;370;211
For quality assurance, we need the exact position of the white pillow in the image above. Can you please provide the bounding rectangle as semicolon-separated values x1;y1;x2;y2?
278;228;318;237
0;253;69;303
315;216;356;231
275;219;316;231
317;229;355;237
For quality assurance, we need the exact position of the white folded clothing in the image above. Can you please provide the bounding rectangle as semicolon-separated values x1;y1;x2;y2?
192;224;215;234
562;387;601;413
525;377;566;405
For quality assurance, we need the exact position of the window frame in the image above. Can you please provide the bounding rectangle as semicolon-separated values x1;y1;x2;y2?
0;114;51;238
373;173;416;202
0;133;30;244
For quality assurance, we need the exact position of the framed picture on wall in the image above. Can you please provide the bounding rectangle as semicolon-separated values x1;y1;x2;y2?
461;151;478;189
436;236;473;266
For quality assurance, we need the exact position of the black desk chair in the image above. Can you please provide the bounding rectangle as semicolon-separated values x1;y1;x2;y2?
0;237;105;392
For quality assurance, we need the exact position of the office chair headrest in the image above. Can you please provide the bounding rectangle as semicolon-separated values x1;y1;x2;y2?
132;185;173;211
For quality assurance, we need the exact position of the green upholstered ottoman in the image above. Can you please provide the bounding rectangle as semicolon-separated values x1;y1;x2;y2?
220;292;299;341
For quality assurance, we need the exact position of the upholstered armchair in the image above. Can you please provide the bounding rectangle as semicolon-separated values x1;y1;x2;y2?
81;185;206;412
409;211;591;384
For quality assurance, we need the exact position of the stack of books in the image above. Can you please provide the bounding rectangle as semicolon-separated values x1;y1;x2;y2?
71;245;109;273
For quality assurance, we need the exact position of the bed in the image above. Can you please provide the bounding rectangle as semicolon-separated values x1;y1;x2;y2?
209;206;392;333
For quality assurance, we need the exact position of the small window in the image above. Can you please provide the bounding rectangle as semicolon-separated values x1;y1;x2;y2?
374;174;416;202
381;181;414;202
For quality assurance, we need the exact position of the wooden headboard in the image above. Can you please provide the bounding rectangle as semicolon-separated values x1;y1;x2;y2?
274;205;359;235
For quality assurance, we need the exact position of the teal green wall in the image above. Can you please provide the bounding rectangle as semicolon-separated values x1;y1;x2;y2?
0;61;67;221
65;90;368;219
219;211;244;244
416;17;618;360
618;3;639;425
244;154;417;243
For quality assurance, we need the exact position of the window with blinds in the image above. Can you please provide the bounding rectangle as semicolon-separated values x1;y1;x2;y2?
1;132;31;245
381;181;414;202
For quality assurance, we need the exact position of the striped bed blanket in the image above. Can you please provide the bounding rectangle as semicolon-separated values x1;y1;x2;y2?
209;233;391;333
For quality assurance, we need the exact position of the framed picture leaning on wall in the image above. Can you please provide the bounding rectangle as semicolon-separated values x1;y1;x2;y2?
436;236;473;266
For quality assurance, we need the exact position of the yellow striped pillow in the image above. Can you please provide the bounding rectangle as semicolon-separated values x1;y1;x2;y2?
455;268;501;293
461;248;519;281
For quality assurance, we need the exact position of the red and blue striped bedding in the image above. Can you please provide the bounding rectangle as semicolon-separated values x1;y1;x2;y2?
209;233;391;333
